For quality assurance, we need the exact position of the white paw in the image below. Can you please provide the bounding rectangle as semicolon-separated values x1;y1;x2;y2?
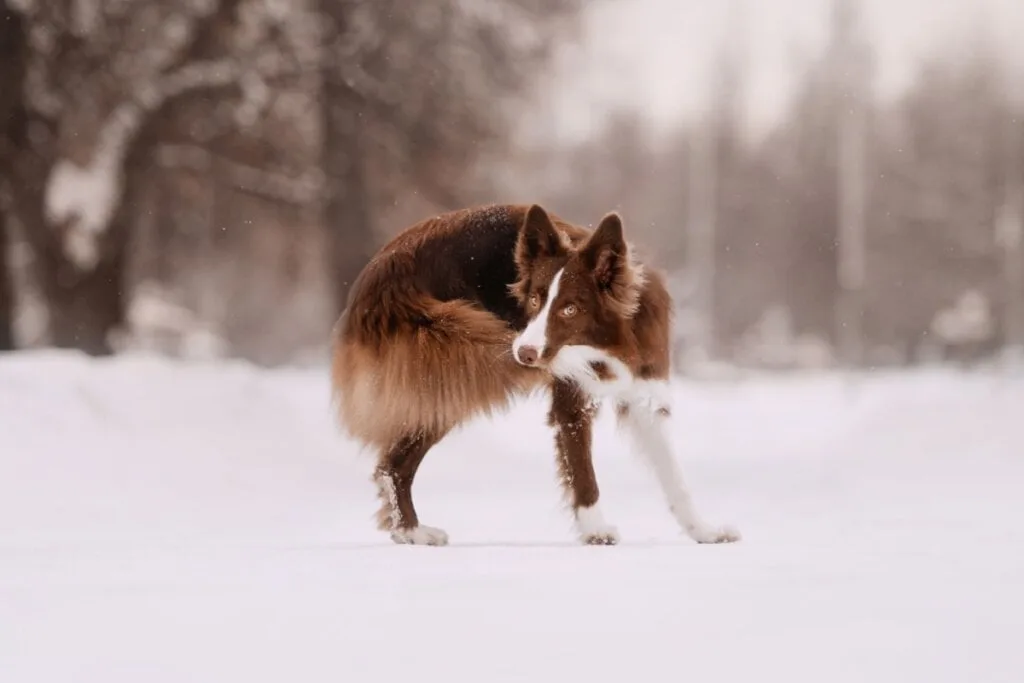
575;503;620;546
581;527;620;546
687;523;741;544
390;525;449;546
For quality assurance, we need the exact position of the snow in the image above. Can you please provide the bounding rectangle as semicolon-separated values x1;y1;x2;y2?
44;156;121;270
1;351;1023;682
110;281;229;360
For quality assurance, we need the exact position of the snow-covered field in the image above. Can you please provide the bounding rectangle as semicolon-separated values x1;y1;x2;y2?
2;351;1023;683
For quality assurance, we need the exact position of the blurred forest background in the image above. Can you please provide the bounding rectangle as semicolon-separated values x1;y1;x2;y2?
1;0;1022;374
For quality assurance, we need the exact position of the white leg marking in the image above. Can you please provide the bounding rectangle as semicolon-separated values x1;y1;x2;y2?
390;525;450;546
513;268;564;363
619;385;740;544
376;470;401;529
575;503;619;545
548;348;738;544
377;471;449;546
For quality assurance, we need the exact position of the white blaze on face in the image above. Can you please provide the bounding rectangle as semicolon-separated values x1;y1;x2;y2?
513;267;565;363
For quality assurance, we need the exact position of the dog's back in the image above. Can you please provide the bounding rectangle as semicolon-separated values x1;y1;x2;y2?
332;204;578;450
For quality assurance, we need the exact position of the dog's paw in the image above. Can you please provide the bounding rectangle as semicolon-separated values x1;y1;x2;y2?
390;525;449;546
688;523;741;544
575;504;620;546
581;528;620;546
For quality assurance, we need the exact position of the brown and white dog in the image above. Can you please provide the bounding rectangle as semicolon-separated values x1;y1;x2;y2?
331;203;740;547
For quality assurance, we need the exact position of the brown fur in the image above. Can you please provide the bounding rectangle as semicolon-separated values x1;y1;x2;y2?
512;209;672;380
332;304;537;449
332;207;538;449
547;380;620;545
330;203;675;544
588;361;617;381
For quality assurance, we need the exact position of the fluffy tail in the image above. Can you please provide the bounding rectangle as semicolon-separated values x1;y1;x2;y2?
331;285;539;449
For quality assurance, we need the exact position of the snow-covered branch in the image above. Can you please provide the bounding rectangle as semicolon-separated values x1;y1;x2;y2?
41;0;307;271
45;57;243;270
155;143;324;205
17;0;262;268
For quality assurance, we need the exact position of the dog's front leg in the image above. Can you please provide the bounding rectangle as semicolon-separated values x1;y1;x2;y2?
548;379;618;545
618;383;741;544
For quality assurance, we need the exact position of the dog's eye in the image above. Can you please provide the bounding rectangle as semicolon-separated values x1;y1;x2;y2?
528;294;540;308
561;303;578;318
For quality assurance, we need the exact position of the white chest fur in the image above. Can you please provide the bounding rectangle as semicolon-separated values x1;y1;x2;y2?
548;344;671;412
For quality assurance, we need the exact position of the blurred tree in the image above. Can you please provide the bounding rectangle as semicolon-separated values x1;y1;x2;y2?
121;1;323;363
767;2;852;348
690;4;747;364
492;2;1021;369
0;225;10;351
0;1;26;351
995;96;1024;354
832;0;870;368
318;0;372;315
528;109;653;237
866;44;1007;359
318;0;585;312
5;0;308;355
2;0;585;359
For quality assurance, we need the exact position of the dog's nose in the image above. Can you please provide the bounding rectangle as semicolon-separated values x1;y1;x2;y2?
516;345;540;366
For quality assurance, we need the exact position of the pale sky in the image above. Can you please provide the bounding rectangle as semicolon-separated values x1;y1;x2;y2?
528;0;1024;143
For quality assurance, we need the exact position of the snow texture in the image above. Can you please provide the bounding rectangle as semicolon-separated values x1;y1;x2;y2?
44;156;121;270
1;351;1023;682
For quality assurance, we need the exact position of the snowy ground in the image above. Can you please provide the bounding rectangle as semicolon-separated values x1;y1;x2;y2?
2;351;1023;683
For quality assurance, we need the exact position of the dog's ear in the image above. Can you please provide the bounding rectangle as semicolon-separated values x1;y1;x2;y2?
581;211;627;290
580;211;644;318
516;204;566;266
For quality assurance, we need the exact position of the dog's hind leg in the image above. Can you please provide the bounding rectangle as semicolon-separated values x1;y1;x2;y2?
373;429;449;546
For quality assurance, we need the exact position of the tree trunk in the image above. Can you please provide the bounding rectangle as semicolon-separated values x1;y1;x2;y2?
34;222;129;356
0;0;25;351
322;77;375;315
686;115;717;368
0;215;13;351
12;143;135;357
1;0;124;356
318;0;376;316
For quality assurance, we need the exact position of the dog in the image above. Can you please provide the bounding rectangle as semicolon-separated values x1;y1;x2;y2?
331;203;740;546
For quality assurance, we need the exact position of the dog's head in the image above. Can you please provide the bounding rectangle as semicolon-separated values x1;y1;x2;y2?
510;204;645;372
